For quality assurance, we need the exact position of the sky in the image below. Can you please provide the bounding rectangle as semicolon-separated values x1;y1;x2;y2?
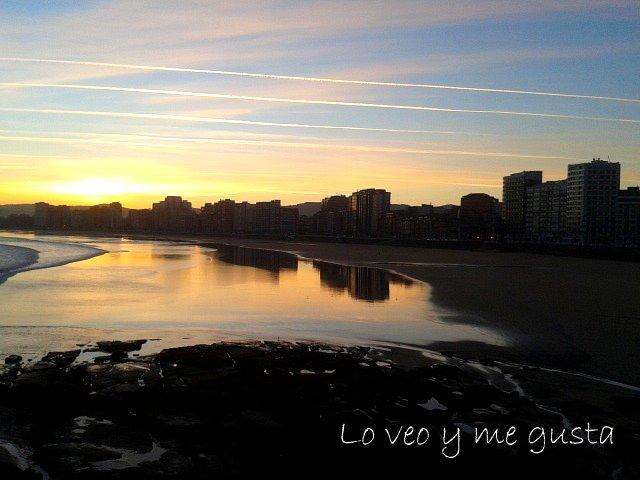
0;0;638;208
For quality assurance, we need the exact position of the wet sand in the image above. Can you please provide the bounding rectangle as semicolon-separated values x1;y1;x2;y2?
4;231;639;386
195;238;640;387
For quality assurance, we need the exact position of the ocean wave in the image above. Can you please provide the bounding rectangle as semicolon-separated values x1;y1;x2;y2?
0;243;39;274
0;236;106;280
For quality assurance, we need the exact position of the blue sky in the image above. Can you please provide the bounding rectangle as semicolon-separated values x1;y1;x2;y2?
0;1;638;207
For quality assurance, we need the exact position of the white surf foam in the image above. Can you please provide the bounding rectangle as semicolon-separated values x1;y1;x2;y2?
0;236;106;277
0;243;38;274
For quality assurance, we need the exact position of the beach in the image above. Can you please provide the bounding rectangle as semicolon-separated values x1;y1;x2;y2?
0;235;638;477
2;231;638;386
193;237;640;386
1;232;638;388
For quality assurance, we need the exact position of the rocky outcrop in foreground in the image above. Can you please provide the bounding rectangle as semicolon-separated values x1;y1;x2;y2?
0;341;638;479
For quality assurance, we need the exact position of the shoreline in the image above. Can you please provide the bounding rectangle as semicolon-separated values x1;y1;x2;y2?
2;231;639;387
3;228;639;262
197;237;640;387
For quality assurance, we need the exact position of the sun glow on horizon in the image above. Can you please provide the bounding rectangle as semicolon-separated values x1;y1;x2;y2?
0;2;637;208
47;177;154;203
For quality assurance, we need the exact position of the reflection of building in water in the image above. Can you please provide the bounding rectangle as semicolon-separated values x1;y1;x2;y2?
213;244;297;275
348;267;389;301
314;261;350;291
312;261;410;302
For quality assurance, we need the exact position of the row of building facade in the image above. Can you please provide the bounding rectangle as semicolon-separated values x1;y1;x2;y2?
502;158;638;245
33;188;394;238
30;158;639;246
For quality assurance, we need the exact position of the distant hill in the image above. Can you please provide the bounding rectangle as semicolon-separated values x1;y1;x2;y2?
433;204;459;214
0;203;130;218
0;204;35;217
391;204;410;211
292;202;321;217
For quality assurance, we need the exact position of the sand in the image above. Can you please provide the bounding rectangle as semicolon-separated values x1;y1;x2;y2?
4;231;639;386
196;237;640;386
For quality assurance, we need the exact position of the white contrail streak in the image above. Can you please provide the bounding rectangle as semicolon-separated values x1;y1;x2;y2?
2;82;638;124
0;130;580;160
0;134;190;149
0;107;493;137
1;56;639;104
0;152;63;158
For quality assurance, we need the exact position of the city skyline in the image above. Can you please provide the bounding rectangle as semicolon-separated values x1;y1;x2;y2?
11;158;636;247
1;1;639;207
2;5;639;478
6;156;636;211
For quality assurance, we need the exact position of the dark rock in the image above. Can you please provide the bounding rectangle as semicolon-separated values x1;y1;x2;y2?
96;340;147;355
41;350;80;368
84;362;161;392
0;341;637;479
144;450;192;476
4;355;22;365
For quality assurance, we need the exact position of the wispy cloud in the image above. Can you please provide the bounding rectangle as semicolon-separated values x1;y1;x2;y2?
0;129;580;161
0;134;192;151
0;107;496;137
3;82;638;124
3;1;630;49
1;0;637;206
0;152;66;159
3;56;637;104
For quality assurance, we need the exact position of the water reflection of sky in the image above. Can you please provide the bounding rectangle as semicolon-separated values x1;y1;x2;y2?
0;234;506;359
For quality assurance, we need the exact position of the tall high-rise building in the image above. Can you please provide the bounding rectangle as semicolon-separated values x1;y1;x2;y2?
87;202;122;231
213;199;235;234
254;200;281;234
33;202;72;230
383;205;434;239
525;180;567;243
502;171;543;238
152;196;196;232
458;193;500;241
566;158;620;244
200;202;217;233
617;186;640;246
349;188;390;237
126;208;152;231
33;202;51;228
233;201;255;234
315;195;350;236
280;206;299;235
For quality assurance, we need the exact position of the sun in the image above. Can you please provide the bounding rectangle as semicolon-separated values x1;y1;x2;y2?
49;177;150;202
